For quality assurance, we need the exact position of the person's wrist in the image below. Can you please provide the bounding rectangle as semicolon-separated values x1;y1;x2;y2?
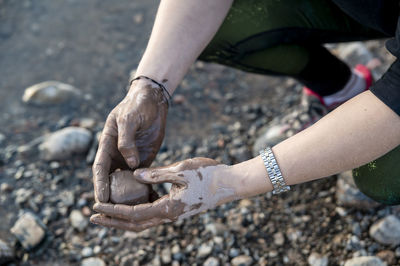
128;79;169;107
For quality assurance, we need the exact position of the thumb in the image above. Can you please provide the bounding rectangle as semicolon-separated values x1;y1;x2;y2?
134;167;186;186
117;120;140;169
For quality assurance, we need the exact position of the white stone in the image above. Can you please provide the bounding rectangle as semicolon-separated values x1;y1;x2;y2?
81;247;93;258
369;215;400;245
39;127;92;160
70;210;88;232
22;81;82;105
308;252;328;266
231;255;253;266
273;232;285;246
197;243;213;258
203;257;219;266
161;247;172;264
81;257;106;266
10;212;46;250
344;256;386;266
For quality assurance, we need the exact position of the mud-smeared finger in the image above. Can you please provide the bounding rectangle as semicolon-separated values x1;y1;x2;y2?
92;115;118;202
90;214;167;231
93;146;112;203
93;203;133;220
117;117;140;169
134;167;186;186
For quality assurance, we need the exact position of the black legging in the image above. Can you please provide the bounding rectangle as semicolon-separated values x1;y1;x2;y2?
198;0;387;96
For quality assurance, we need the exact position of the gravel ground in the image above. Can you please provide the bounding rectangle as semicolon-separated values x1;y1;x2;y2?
1;1;400;265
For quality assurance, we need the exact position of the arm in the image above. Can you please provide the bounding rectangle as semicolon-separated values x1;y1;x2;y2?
136;0;234;94
93;0;233;202
232;90;400;199
91;91;400;230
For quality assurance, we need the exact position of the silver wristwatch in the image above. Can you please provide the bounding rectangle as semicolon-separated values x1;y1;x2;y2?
259;147;290;194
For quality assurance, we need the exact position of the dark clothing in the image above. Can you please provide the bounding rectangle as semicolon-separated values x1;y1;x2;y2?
332;0;400;115
199;0;400;115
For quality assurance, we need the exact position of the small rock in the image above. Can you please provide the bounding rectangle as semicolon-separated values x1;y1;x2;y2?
0;133;5;145
336;171;380;210
231;255;253;266
273;232;285;246
39;127;92;160
81;257;106;266
343;256;386;266
0;183;12;193
70;210;88;232
205;222;227;236
369;215;400;245
81;247;93;258
22;81;82;105
0;239;13;264
376;250;396;265
307;252;328;266
203;257;219;266
197;243;213;258
120;254;136;266
93;246;101;254
10;212;46;250
161;247;172;264
229;248;240;258
133;13;144;24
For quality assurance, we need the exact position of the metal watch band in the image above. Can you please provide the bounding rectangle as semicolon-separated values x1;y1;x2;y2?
259;147;290;194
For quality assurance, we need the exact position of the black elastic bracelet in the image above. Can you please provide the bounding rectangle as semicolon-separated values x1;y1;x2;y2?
130;75;172;107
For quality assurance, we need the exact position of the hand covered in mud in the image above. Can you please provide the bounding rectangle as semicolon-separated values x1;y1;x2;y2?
93;78;168;202
91;157;240;231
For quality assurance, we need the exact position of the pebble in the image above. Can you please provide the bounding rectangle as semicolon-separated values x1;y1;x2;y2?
81;257;106;266
197;243;213;258
205;222;227;236
369;215;400;245
203;257;220;266
161;247;172;264
81;247;93;258
231;255;253;266
0;239;13;264
39;127;92;160
0;183;12;193
22;81;82;105
70;210;89;232
0;133;5;145
10;212;46;250
336;171;380;210
376;250;396;265
343;256;386;266
273;232;285;246
307;252;328;266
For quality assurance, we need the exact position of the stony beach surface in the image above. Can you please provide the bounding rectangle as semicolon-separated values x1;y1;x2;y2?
0;0;399;265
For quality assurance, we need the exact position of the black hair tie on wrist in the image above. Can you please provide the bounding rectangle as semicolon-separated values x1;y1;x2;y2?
130;75;172;107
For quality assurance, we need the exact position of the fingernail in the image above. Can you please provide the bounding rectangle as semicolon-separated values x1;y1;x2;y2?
93;203;99;210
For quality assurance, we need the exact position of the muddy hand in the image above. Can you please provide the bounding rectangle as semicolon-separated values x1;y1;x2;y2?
91;157;240;231
92;78;168;202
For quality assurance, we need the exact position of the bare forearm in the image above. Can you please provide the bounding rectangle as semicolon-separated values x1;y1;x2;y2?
230;91;400;198
135;0;233;94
